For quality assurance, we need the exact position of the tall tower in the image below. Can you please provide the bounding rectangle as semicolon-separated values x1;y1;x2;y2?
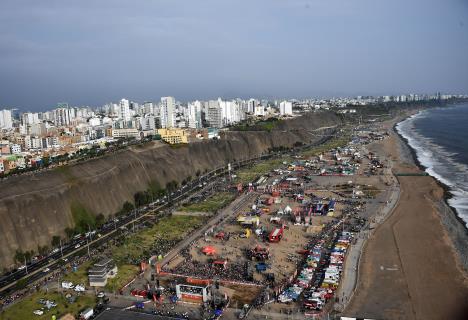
160;97;175;128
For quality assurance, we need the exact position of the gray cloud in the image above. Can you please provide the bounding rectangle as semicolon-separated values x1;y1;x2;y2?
0;0;467;110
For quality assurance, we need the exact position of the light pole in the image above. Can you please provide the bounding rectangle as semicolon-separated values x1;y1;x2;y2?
86;224;91;258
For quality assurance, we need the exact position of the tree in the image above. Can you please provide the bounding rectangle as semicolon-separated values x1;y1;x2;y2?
95;213;105;227
38;245;49;256
51;235;61;248
121;201;134;214
14;250;25;265
166;180;178;193
20;250;34;263
65;227;75;239
134;191;151;207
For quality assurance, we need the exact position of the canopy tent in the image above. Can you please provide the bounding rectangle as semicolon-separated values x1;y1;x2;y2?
201;246;216;255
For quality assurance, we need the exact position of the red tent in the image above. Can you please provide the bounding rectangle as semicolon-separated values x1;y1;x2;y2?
202;246;216;255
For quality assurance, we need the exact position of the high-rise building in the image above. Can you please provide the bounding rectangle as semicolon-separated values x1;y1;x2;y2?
0;109;13;129
187;101;202;129
140;115;156;131
119;99;131;121
53;104;71;127
21;112;41;126
279;101;293;115
207;104;223;128
160;96;175;128
247;99;258;113
143;102;155;115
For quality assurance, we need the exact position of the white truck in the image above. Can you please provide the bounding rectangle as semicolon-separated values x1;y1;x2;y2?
61;281;74;289
80;308;94;320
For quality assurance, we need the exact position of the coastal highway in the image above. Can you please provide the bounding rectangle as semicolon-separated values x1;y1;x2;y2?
0;129;337;299
0;163;233;297
0;152;277;298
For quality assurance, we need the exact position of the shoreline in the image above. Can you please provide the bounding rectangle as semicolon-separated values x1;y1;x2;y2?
394;120;467;226
394;114;468;273
394;113;468;230
345;112;468;319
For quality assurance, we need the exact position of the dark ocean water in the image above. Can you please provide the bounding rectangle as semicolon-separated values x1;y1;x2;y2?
396;102;468;226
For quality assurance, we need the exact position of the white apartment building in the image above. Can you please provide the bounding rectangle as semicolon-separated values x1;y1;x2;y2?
160;96;175;128
88;117;101;127
254;105;265;117
247;99;258;113
119;99;131;121
140;115;156;131
143;102;155;115
0;109;13;129
21;112;41;126
54;108;71;126
24;136;42;150
279;101;293;116
187;101;202;129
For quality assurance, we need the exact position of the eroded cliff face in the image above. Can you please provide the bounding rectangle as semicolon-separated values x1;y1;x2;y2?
0;111;341;268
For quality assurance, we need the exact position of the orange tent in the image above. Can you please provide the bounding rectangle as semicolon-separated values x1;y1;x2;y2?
202;246;216;255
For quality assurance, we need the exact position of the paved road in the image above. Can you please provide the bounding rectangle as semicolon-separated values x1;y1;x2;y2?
334;159;401;313
0;163;234;296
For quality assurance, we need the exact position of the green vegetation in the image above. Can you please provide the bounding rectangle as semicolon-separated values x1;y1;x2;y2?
231;117;283;132
111;215;205;265
166;180;178;193
133;181;168;207
0;291;96;320
13;249;34;265
105;264;139;292
236;158;286;183
70;203;96;233
300;131;352;158
51;235;61;248
62;260;94;285
180;192;235;213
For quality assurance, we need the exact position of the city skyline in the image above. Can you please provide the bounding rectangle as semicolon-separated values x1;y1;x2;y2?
1;0;468;110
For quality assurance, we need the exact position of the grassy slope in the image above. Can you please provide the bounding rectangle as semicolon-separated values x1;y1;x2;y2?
180;192;235;213
0;291;96;320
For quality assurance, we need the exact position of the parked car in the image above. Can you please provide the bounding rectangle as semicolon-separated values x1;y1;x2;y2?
33;310;44;316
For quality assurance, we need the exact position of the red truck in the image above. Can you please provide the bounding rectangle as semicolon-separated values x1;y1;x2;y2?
268;227;284;242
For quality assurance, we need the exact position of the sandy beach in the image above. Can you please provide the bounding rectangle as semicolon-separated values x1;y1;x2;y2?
344;116;468;319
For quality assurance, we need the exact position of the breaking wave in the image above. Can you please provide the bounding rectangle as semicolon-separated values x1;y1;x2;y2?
396;108;468;227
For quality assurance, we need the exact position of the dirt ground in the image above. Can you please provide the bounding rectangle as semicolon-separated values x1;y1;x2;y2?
188;193;330;284
345;120;468;320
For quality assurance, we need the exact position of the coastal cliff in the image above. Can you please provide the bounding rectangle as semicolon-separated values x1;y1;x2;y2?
0;111;341;269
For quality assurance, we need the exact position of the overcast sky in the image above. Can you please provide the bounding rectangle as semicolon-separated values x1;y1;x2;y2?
1;0;467;111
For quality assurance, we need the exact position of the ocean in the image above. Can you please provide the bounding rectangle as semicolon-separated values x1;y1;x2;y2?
396;102;468;227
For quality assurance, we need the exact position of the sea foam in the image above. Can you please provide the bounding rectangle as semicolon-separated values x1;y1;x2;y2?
396;110;468;226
